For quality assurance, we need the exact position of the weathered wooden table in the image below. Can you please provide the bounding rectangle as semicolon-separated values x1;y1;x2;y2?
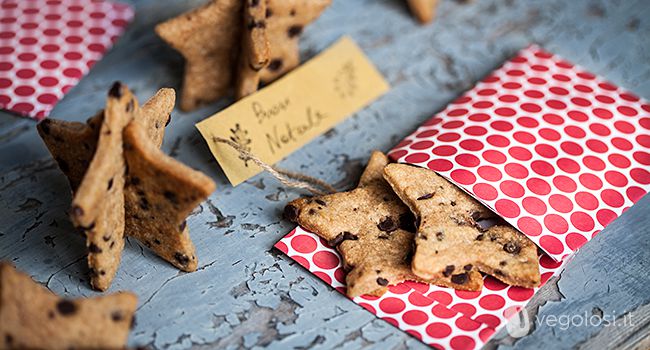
1;0;649;349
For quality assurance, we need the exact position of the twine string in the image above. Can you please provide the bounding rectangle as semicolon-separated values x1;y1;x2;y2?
212;136;337;196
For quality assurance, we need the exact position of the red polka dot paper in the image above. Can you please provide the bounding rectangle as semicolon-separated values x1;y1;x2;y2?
388;45;650;260
0;0;134;120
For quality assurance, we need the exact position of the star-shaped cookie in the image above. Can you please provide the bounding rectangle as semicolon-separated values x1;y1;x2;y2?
0;262;137;349
284;151;483;297
406;0;438;24
156;0;330;110
384;163;541;288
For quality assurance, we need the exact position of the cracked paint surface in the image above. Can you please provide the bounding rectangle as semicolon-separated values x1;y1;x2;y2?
1;0;649;349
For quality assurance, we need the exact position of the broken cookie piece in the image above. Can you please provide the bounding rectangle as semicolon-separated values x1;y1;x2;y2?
0;262;137;349
284;151;483;297
406;0;438;24
383;163;541;288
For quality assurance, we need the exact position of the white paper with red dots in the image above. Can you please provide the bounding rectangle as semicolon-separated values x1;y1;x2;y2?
275;45;649;349
0;0;134;120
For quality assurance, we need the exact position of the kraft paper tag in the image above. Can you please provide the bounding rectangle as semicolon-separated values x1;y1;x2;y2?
196;36;390;186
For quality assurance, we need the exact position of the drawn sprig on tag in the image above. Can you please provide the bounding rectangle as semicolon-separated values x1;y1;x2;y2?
229;123;252;167
333;61;357;99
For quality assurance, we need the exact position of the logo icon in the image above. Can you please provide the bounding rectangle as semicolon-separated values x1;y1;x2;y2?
506;309;531;338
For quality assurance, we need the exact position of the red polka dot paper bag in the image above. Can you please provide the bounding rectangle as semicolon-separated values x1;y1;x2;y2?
0;0;134;120
275;45;649;349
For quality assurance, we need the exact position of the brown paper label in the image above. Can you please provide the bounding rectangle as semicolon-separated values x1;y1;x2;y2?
195;36;390;186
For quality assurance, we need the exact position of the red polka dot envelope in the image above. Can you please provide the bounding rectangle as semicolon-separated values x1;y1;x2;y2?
275;45;650;350
0;0;134;120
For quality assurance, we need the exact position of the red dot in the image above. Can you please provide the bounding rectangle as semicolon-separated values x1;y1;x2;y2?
63;68;83;79
575;192;599;210
528;77;546;85
553;73;570;82
540;254;563;269
432;145;457;156
605;171;628;187
539;235;565;255
586;139;608;153
437;132;461;142
469;113;490;122
527;178;551;195
547;99;567;109
494;107;517;117
291;235;317;253
571;212;595;232
474;183;498;200
379;297;406;314
503;82;522;89
544;214;568;234
477;166;502;181
543;113;564;125
531;160;555;176
612;138;633;151
448;108;468;117
568;110;588;121
478;88;497;96
401;310;428;326
451;303;476;317
553;175;577;193
0;94;12;106
508;286;534;301
601;189;625;208
499;94;519;103
590;123;611;136
539;128;561;141
509;146;532;161
484;276;508;291
614;121;635;134
565;233;587;250
314;271;332;284
473;101;493;109
517;117;539;128
474;314;501;328
620;92;640;102
578;71;595;80
450;169;476;185
334;268;345;284
571;97;591;107
442;121;465;129
89;43;107;53
513;131;536;144
37;93;58;105
486;135;510;147
404;153;430;164
560;141;583;156
388;283;410;295
500;180;525;198
491;121;514;131
518;217;543;236
14;86;35;97
638;135;650;148
427;159;453;172
617;106;637;116
535;144;558;159
455;154;480;167
13;103;34;113
608;154;631;169
495;199;520;218
459;139;484;151
549;87;569;96
479;295;505;310
549;194;573;213
313;251;339;269
634;151;650;165
410;140;434;150
450;336;476;350
389;149;408;161
522;197;547;215
592;108;613;119
455;317;481;331
432;304;457;318
504;163;528;179
416;129;438;138
427;290;452;304
626;186;647;203
423;117;443;127
292;256;310;269
479;328;496;343
564;125;586;138
583;156;606;171
464;126;487;136
454;289;481;300
596;209;617;226
408;292;434;307
521;102;542;113
483;150;506;164
40;60;59;69
507;69;525;76
426;322;451;339
579;174;603;190
358;302;375;313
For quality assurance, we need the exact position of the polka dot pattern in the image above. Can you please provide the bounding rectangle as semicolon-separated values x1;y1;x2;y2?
0;0;134;119
387;45;650;260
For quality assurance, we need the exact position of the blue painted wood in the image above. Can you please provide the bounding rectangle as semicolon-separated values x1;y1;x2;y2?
0;0;648;349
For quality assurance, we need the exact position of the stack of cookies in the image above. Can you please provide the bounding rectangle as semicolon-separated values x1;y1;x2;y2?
284;151;540;297
37;82;216;291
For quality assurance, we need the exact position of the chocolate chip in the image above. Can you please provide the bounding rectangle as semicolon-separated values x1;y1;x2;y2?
436;231;444;241
443;265;455;277
328;231;358;246
265;8;273;17
130;315;137;329
417;193;434;200
494;269;505;276
139;197;149;210
489;233;498;242
102;234;111;242
108;81;123;97
48;310;55;319
268;58;283;71
56;300;76;315
110;241;115;249
290;9;296;16
451;273;468;285
463;264;473;271
503;242;521;254
376;277;388;286
111;311;123;322
164;191;178;205
88;243;102;253
71;205;84;218
287;25;302;38
499;261;507;266
308;208;316;215
450;200;456;206
100;270;106;275
247;20;266;30
251;0;259;6
475;234;484;241
315;199;326;206
377;217;398;232
174;252;190;266
283;204;299;222
179;220;187;231
398;212;416;233
107;178;113;190
165;114;172;127
130;176;141;186
56;157;70;173
5;334;13;345
39;119;51;134
416;232;427;240
154;239;161;245
88;268;98;277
